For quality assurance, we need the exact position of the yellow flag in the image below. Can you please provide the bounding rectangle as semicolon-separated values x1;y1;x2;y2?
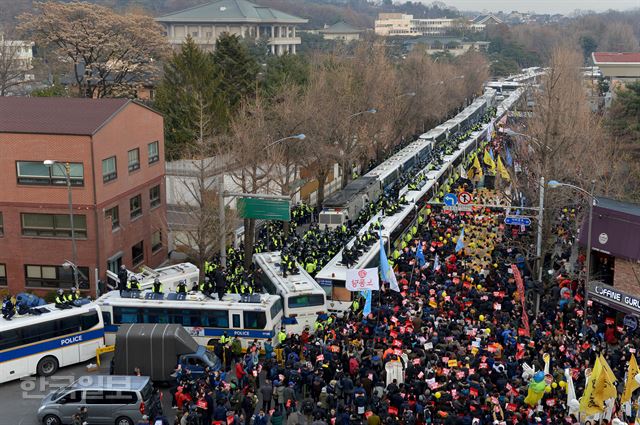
468;154;483;180
580;355;618;415
497;156;510;181
622;354;640;404
483;149;496;171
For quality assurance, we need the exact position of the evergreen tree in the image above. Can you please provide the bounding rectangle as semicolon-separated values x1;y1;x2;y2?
155;36;223;160
213;34;259;114
262;54;309;97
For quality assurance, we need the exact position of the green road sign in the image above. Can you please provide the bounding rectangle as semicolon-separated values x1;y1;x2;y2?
237;197;290;221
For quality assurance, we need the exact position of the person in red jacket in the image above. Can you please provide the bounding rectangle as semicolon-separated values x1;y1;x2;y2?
235;360;247;388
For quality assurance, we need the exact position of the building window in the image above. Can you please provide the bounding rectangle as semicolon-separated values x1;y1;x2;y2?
206;31;213;38
151;230;162;253
148;141;159;164
130;195;142;219
132;241;144;266
16;161;84;186
21;213;87;238
25;264;90;289
127;148;140;172
0;264;6;286
0;212;3;237
105;206;119;230
150;185;161;209
102;156;117;182
192;31;199;37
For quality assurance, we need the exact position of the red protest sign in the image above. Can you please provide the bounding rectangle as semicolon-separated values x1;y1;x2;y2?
388;406;398;416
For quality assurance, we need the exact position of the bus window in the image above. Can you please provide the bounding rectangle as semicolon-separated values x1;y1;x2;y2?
206;310;229;328
114;307;139;324
80;311;100;330
270;299;283;319
170;309;202;327
232;314;241;328
102;311;112;325
288;294;325;308
142;308;167;324
243;311;266;329
59;316;81;335
0;329;21;350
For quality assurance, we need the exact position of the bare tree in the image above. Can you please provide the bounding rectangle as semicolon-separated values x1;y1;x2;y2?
513;45;625;267
0;31;32;95
227;96;278;268
19;1;168;98
170;94;234;281
600;22;640;52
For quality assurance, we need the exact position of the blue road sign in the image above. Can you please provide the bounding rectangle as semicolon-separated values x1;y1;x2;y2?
504;216;532;226
443;193;458;206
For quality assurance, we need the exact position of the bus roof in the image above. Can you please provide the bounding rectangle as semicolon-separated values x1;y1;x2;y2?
96;290;281;310
0;302;101;331
253;252;325;296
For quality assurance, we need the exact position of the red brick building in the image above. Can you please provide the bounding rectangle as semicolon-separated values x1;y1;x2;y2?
0;97;167;296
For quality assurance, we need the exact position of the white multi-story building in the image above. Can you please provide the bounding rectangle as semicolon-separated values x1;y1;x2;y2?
0;33;35;93
374;13;485;37
156;0;308;55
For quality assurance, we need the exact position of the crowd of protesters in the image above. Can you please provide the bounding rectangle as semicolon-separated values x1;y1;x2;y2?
150;177;639;425
137;113;640;425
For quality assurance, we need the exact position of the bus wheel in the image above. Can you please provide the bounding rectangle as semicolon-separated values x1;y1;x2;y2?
37;356;59;377
43;414;61;425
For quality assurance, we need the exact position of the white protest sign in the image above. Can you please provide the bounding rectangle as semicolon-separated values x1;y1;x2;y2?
346;268;380;291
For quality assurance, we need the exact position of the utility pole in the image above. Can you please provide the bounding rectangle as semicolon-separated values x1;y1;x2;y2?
535;176;544;315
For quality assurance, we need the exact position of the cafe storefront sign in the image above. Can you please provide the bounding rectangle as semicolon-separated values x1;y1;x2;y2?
589;282;640;315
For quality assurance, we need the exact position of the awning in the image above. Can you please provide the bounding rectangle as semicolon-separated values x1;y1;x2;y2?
589;281;640;316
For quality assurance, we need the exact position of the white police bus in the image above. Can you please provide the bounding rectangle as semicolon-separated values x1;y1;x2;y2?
253;252;327;334
96;291;284;348
0;302;104;383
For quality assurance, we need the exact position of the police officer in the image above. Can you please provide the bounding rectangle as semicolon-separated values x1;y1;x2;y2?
67;287;81;306
2;295;15;320
219;331;230;346
277;328;287;345
214;268;226;300
176;279;188;294
152;278;163;294
127;276;141;291
55;289;71;309
117;265;128;295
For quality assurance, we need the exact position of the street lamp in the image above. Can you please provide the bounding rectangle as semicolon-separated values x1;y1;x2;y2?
547;179;597;324
44;160;78;288
218;133;306;268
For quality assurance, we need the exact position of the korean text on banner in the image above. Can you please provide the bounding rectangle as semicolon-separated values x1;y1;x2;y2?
346;268;380;291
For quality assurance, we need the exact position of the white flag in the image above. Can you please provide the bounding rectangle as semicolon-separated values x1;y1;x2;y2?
346;268;380;292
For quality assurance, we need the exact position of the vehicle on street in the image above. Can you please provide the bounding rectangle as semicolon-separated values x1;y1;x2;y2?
112;323;220;382
96;290;284;348
0;302;104;383
37;374;152;425
253;251;327;334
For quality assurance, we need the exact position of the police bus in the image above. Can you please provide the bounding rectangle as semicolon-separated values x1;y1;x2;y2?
253;252;327;334
105;262;200;292
96;291;283;348
0;302;105;383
